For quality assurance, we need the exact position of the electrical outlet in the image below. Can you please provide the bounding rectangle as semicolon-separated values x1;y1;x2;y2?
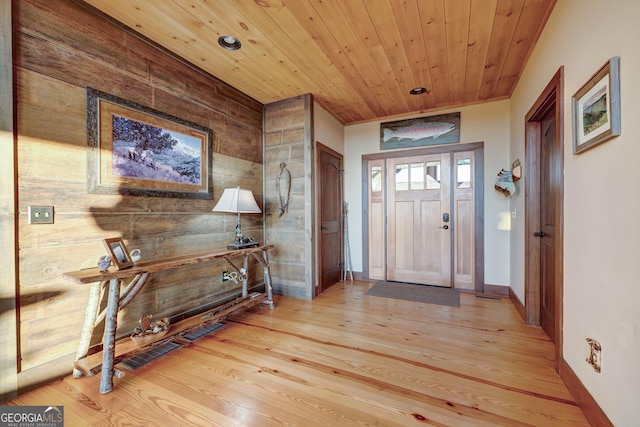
222;271;230;281
28;205;54;224
586;338;601;373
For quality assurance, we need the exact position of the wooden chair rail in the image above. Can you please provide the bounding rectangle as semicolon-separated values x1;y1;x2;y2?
63;245;275;394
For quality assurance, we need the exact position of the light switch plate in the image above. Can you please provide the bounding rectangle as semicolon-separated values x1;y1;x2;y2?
28;206;54;224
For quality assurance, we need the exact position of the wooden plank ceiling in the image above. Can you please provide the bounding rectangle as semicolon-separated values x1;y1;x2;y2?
82;0;556;125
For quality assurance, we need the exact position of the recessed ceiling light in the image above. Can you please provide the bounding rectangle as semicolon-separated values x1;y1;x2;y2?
409;87;428;95
218;35;241;51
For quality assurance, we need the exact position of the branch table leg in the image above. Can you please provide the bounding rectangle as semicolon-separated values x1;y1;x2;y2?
94;273;146;326
100;278;120;394
252;251;275;309
262;250;274;309
73;280;105;378
242;254;249;297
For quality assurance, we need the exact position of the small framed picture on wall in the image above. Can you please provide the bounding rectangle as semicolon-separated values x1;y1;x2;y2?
572;56;621;154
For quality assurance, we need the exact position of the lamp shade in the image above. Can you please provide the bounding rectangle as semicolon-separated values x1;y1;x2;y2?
212;187;261;214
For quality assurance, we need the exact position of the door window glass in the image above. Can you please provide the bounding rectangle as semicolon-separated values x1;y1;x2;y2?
395;164;408;191
426;161;441;189
410;163;425;190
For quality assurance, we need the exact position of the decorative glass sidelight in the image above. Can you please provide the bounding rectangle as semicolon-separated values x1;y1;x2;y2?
371;166;382;192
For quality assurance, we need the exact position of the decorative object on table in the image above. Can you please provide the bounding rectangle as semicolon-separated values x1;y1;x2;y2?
494;159;522;197
130;315;170;346
380;112;460;150
222;270;240;285
275;162;291;217
130;248;142;263
86;87;213;199
572;56;621;154
212;186;261;249
102;237;133;270
97;255;112;272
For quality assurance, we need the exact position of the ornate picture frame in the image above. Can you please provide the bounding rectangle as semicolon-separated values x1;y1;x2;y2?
87;87;213;199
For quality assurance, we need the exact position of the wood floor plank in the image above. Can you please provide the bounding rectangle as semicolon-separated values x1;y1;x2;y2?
211;324;586;426
158;348;419;427
177;340;499;427
231;294;572;401
5;281;590;426
253;300;555;362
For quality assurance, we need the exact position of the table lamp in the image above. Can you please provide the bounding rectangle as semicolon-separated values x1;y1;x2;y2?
212;186;261;249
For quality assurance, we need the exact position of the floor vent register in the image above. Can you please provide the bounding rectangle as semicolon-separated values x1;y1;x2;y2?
118;322;227;370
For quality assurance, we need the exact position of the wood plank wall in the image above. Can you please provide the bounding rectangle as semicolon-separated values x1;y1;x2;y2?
264;95;316;299
0;0;18;402
13;0;264;386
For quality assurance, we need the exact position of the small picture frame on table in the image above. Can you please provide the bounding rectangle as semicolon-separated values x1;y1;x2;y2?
103;237;133;270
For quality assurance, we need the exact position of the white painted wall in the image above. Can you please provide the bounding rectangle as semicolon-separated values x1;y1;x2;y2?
509;1;640;424
344;101;512;287
314;100;344;154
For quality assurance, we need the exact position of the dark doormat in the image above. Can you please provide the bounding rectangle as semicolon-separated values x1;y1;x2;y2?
365;281;460;307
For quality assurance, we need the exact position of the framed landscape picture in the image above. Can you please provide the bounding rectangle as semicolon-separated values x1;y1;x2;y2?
86;88;213;199
572;56;621;154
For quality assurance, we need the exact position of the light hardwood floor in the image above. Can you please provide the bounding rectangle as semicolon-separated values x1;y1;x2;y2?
7;281;589;426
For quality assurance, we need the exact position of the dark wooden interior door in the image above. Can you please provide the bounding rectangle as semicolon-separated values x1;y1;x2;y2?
539;110;559;341
525;68;563;371
318;144;343;293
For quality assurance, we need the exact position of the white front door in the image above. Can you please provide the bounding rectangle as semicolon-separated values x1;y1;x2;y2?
386;154;452;287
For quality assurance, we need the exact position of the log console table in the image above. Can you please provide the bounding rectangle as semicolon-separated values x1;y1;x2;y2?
63;244;275;394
